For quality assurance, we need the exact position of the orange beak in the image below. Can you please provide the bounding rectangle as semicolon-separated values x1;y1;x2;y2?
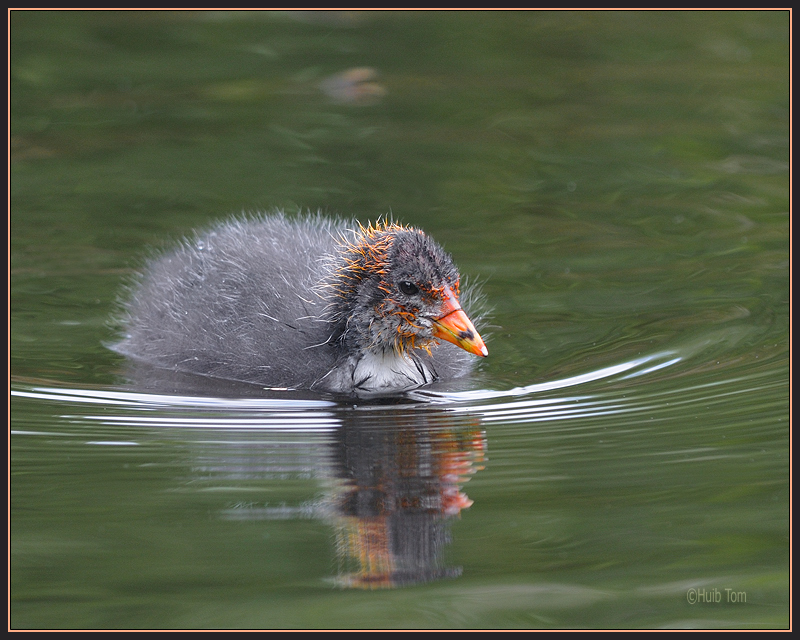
431;286;488;357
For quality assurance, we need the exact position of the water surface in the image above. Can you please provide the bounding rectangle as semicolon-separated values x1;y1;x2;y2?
10;10;790;629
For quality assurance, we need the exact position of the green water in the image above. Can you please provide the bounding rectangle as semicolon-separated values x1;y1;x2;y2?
10;10;789;629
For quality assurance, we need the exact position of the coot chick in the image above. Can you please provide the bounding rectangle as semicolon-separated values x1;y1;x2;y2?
115;213;487;396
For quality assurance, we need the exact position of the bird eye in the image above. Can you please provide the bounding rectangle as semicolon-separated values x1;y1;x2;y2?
399;281;419;296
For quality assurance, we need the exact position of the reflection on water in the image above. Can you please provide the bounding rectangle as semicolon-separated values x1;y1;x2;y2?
12;377;487;591
331;415;484;588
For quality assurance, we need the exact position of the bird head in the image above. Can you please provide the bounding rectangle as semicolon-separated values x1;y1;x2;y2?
321;221;487;360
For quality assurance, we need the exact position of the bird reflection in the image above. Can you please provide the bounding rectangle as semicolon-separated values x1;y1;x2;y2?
116;363;486;589
331;413;485;589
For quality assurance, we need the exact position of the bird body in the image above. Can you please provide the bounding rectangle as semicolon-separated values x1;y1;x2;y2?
115;213;486;396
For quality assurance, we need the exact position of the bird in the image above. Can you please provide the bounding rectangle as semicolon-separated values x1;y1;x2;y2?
114;212;487;396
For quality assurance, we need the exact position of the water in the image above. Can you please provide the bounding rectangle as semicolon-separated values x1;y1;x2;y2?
10;11;789;629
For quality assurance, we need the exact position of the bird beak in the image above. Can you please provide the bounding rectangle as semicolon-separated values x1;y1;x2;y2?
431;287;488;357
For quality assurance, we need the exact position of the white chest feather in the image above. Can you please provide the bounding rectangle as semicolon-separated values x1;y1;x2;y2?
320;349;436;395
